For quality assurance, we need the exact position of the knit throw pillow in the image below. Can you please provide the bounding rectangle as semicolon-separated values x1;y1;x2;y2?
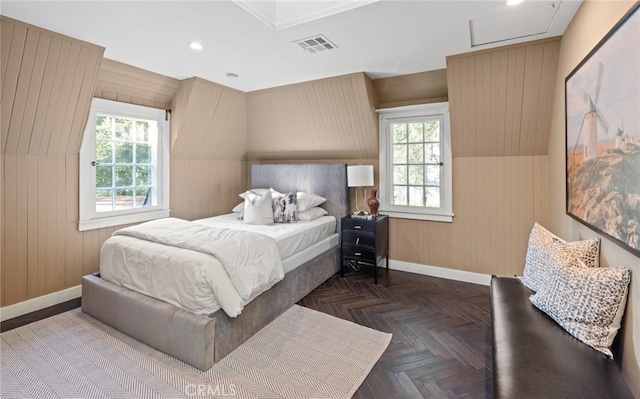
530;245;630;358
521;223;600;292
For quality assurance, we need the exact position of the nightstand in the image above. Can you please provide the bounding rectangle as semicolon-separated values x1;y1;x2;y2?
340;214;389;283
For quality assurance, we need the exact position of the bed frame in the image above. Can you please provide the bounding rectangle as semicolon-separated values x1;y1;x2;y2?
81;163;348;370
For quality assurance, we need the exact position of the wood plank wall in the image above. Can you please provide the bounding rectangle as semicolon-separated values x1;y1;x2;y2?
171;159;247;220
0;144;3;305
373;69;448;109
170;77;248;220
1;17;105;306
247;73;378;160
390;156;549;276
1;17;104;157
94;58;179;110
0;16;560;306
1;17;247;307
447;37;561;157
388;37;560;276
246;38;559;278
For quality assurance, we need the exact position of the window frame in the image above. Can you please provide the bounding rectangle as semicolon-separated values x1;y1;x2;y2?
79;98;170;231
377;102;453;222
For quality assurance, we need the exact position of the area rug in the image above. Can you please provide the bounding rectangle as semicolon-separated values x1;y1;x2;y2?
0;304;391;398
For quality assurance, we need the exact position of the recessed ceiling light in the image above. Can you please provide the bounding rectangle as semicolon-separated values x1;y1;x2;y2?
226;72;239;79
189;42;203;50
506;0;524;5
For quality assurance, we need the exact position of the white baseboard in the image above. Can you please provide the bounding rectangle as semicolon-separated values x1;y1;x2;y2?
0;285;82;322
0;262;489;322
386;259;492;286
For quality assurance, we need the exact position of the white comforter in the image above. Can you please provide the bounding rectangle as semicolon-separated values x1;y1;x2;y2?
100;217;284;317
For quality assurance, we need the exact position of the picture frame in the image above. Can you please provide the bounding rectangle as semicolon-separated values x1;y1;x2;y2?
565;3;640;257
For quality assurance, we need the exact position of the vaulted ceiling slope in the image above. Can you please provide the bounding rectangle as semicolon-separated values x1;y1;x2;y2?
95;59;180;110
247;73;378;160
447;38;562;157
172;77;247;161
1;17;104;157
0;0;581;92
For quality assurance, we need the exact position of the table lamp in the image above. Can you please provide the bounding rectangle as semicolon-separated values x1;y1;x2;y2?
347;165;374;215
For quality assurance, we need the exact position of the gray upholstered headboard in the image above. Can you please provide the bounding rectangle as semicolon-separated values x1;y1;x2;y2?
251;163;349;232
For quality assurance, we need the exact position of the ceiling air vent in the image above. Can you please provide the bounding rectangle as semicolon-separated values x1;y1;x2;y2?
294;35;338;53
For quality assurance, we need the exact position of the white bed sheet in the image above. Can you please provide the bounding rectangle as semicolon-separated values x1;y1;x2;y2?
101;215;337;316
193;214;336;261
282;233;339;273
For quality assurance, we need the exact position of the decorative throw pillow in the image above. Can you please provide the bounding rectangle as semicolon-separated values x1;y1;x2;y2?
521;223;600;292
243;190;274;225
547;238;591;267
297;207;328;221
530;263;631;358
297;191;326;212
533;238;595;290
273;192;297;223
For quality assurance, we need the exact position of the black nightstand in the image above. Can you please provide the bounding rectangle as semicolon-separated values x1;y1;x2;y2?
340;214;389;283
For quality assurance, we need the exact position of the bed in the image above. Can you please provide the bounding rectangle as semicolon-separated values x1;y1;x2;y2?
99;214;338;316
81;163;348;370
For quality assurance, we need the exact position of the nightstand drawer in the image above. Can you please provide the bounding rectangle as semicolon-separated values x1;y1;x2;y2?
342;232;375;247
342;244;376;263
342;218;375;233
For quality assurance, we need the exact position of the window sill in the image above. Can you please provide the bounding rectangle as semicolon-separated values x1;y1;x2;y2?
78;209;170;231
380;209;453;223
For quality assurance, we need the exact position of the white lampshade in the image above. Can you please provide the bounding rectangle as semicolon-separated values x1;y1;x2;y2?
347;165;374;187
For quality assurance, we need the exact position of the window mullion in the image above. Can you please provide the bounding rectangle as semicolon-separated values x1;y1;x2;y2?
110;119;116;211
132;120;137;208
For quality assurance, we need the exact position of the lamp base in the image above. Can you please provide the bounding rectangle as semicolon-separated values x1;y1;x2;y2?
352;187;370;216
350;210;374;220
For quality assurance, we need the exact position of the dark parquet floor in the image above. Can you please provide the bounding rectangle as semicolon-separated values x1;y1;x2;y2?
298;269;493;399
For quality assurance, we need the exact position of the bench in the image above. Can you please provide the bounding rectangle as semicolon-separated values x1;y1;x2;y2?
490;276;633;398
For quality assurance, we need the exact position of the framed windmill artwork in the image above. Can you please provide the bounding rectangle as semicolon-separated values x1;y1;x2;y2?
565;3;640;256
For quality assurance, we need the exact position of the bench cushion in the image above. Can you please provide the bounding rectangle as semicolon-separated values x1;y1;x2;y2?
491;276;633;399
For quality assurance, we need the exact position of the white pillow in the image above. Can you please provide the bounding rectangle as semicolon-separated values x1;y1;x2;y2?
239;188;283;199
297;191;326;212
232;202;244;213
530;257;630;358
239;188;270;200
297;207;328;221
521;223;600;292
243;190;274;225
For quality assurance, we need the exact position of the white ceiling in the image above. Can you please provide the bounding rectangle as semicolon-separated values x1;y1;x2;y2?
0;0;582;92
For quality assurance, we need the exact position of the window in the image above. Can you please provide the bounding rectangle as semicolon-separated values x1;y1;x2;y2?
79;98;170;231
377;102;453;222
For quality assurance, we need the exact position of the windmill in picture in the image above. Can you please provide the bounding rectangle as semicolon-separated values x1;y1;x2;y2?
573;62;610;161
614;116;625;149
